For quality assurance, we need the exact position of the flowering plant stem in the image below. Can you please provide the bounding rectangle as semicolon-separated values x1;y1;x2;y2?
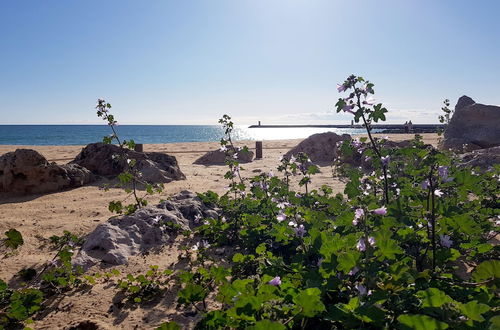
354;91;390;204
427;166;437;272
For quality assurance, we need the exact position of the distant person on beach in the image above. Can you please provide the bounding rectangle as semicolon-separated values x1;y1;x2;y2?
404;121;409;133
408;120;413;133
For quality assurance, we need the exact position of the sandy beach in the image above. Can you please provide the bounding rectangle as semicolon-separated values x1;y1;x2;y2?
0;133;440;329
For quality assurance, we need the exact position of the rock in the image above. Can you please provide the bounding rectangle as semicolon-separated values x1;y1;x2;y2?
284;132;351;163
71;143;185;183
443;96;500;152
459;146;500;170
0;149;94;195
194;146;254;165
73;191;218;268
338;138;430;170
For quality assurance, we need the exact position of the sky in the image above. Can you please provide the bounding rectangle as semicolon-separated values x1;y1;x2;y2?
0;0;499;125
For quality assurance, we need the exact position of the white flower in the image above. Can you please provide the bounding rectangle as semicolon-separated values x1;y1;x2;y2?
277;201;290;209
220;145;228;152
152;215;162;224
368;236;376;247
434;189;444;197
440;235;453;248
277;212;286;222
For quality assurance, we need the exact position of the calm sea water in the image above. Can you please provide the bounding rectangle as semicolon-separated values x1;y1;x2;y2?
0;125;379;146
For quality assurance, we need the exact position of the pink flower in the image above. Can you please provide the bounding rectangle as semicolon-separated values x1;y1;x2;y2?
351;139;363;149
353;208;364;225
381;155;390;167
337;84;347;92
438;166;449;180
348;266;359;276
277;212;286;222
372;206;387;215
356;238;366;251
440;235;453;248
294;224;306;237
355;283;367;296
368;236;376;247
268;276;281;286
362;96;376;106
343;105;356;115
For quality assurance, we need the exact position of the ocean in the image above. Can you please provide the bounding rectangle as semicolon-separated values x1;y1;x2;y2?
0;125;378;146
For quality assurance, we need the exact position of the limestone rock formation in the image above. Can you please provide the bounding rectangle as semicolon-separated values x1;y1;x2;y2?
443;96;500;152
73;191;219;268
194;146;254;165
284;132;351;163
0;149;93;195
71;143;185;182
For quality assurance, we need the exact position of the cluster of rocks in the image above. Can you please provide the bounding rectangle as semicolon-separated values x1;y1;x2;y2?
0;149;94;195
0;143;185;196
459;146;500;170
71;142;185;183
193;146;254;165
73;190;218;268
284;132;351;163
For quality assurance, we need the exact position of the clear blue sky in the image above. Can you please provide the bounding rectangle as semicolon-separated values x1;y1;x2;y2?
1;0;499;125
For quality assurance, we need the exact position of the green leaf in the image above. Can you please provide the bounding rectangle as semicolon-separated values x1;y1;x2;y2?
374;229;403;260
355;304;386;324
247;320;285;330
337;251;360;273
458;300;490;322
7;289;44;321
416;288;454;308
4;229;24;249
489;315;500;330
177;284;207;305
472;260;500;282
398;314;449;330
156;321;181;330
293;287;326;317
